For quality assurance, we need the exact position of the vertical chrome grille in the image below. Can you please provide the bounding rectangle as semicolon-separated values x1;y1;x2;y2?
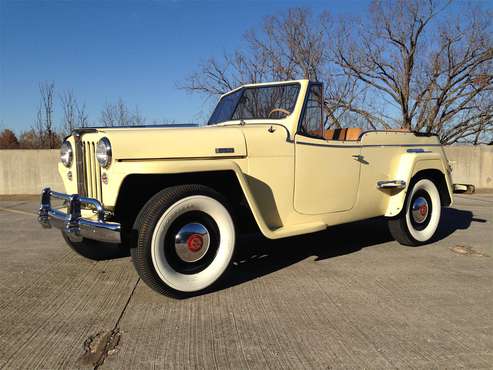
82;140;103;201
74;134;87;196
74;134;102;201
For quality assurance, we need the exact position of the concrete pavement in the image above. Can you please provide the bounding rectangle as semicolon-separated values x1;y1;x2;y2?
0;195;492;369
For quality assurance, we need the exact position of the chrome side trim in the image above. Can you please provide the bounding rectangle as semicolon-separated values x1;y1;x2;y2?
407;148;432;153
377;180;407;189
294;140;442;149
117;156;246;162
215;147;235;154
38;188;121;244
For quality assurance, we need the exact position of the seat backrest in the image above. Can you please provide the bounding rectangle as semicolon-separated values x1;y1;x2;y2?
324;128;346;140
306;129;323;138
324;128;362;141
345;128;362;141
324;129;335;140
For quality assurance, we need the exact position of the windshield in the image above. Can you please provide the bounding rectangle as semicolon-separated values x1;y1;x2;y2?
208;83;300;125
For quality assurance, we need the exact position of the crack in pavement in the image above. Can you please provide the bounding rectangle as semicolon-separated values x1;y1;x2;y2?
78;277;140;369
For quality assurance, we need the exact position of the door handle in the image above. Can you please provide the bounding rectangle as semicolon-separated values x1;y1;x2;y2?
352;154;367;164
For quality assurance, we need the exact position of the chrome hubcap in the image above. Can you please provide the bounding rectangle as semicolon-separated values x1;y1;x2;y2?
174;223;210;263
411;196;429;224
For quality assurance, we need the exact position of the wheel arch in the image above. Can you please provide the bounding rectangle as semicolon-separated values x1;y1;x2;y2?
384;156;453;217
410;168;452;207
113;168;271;239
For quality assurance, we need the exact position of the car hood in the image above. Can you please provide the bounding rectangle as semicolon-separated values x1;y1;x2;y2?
92;125;247;160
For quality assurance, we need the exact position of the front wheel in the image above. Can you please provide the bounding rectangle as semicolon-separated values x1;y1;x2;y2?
131;185;236;298
388;178;442;246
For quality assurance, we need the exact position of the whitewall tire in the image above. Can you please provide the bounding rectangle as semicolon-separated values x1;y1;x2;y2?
131;185;236;297
388;178;441;246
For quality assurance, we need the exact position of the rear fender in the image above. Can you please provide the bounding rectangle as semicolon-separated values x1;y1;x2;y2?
384;153;452;217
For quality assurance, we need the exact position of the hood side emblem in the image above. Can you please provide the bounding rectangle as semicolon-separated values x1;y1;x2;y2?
215;147;235;154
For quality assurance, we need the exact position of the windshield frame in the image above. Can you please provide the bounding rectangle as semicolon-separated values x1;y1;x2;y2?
208;82;302;125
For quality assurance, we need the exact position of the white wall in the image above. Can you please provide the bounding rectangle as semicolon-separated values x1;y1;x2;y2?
0;150;63;195
0;146;492;195
444;145;493;189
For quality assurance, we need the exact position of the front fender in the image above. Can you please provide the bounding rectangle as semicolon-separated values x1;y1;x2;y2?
107;159;282;239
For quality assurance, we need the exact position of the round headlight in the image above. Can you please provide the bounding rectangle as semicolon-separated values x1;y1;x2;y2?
60;141;73;167
96;137;112;168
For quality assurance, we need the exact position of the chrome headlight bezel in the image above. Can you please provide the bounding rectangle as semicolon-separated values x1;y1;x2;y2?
96;137;112;168
60;141;73;167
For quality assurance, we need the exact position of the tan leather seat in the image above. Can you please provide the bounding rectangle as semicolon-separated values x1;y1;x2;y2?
345;128;362;141
324;128;347;140
324;129;335;140
322;128;406;141
307;129;323;137
324;128;362;141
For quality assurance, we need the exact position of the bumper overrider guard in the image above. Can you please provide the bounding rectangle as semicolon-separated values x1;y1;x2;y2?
38;188;121;243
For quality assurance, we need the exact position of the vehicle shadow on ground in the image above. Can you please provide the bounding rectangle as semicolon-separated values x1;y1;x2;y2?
215;207;476;293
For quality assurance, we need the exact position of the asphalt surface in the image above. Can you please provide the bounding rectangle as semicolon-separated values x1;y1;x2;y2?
0;194;492;369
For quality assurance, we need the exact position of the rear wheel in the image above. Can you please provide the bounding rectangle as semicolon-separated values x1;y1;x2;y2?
388;178;441;246
131;185;236;298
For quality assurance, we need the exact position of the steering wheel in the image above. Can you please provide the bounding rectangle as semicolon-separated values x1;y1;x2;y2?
268;108;290;118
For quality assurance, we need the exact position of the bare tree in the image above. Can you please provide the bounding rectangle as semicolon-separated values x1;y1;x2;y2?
76;102;89;129
132;106;146;126
100;101;117;127
60;90;76;135
184;9;327;93
334;0;493;142
60;90;89;135
181;9;394;129
31;81;61;148
100;99;146;127
18;129;38;149
182;3;493;142
39;81;57;148
181;9;362;128
100;99;129;127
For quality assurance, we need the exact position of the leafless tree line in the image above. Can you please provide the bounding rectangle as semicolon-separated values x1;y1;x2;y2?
1;82;150;149
181;0;493;144
100;98;146;127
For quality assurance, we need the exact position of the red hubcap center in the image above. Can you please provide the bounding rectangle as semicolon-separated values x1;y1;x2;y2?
187;234;203;252
419;204;427;216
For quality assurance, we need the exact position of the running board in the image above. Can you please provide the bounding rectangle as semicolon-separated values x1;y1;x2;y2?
377;180;406;189
267;222;326;239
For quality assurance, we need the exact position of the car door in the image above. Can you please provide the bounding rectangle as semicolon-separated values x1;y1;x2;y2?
294;83;362;215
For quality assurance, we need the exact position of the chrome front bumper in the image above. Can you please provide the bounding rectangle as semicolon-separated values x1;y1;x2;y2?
38;188;121;244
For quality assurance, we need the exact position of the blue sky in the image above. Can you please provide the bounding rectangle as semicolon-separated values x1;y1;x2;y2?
0;0;370;133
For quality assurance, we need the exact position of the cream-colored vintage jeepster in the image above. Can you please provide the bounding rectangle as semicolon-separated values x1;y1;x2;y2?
39;80;455;297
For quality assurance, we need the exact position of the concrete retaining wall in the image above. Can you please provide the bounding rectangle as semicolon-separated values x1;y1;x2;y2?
444;145;493;190
0;150;63;195
0;146;492;195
